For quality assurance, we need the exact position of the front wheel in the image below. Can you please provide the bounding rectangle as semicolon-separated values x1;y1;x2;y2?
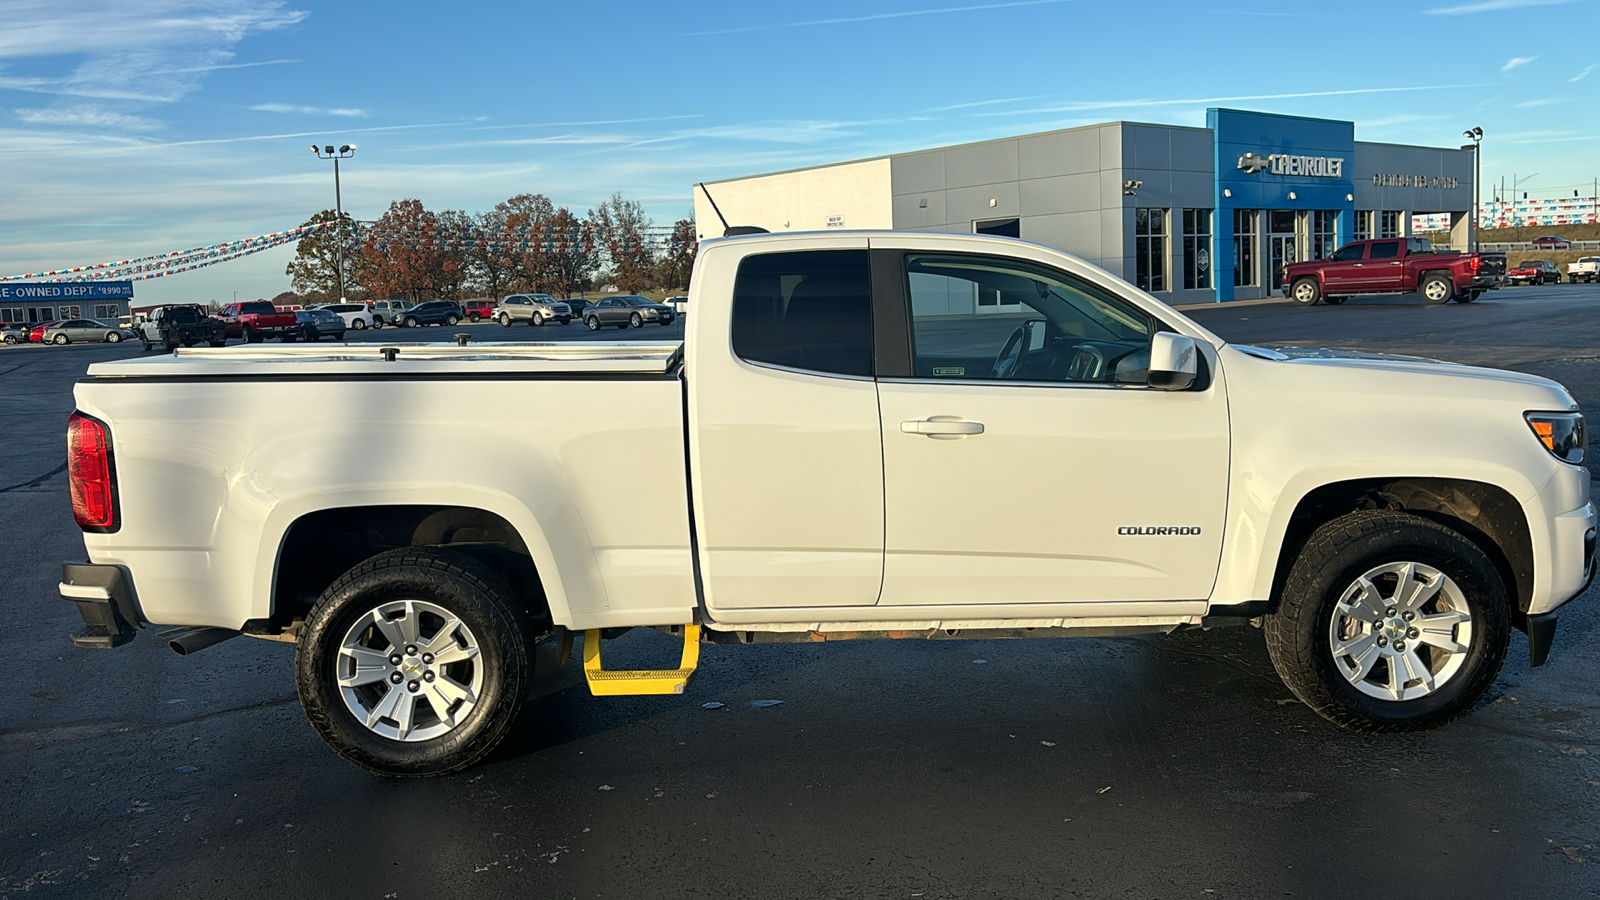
353;318;367;331
295;548;538;776
1421;274;1454;304
1290;278;1321;306
140;339;153;352
1264;510;1509;733
404;317;419;328
586;317;601;332
498;313;510;327
629;312;643;328
531;312;544;327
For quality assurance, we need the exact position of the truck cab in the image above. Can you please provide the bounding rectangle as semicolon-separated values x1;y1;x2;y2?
1283;238;1505;305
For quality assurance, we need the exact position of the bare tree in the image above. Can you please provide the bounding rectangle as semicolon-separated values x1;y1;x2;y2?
589;193;655;292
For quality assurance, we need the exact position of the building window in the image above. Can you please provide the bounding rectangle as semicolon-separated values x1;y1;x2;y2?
974;218;1020;238
1181;209;1212;291
1134;208;1168;293
59;305;81;320
1380;210;1402;239
1352;210;1373;242
1311;211;1338;261
1232;209;1258;287
0;307;23;324
93;304;121;319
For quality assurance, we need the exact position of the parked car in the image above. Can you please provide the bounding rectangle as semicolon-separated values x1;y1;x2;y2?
41;319;128;345
1565;257;1599;284
369;300;413;327
220;301;299;342
315;303;374;331
1507;259;1561;286
463;299;497;322
1532;235;1571;249
1282;238;1506;305
297;309;347;341
138;304;228;351
60;228;1597;778
495;294;571;326
3;323;30;344
28;321;61;342
583;295;676;329
665;295;689;316
400;301;464;328
562;297;591;316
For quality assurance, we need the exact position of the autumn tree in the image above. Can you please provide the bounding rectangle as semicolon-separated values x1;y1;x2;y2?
285;209;364;302
589;193;655;292
655;217;696;291
543;207;599;296
457;206;518;300
360;199;462;301
433;209;476;298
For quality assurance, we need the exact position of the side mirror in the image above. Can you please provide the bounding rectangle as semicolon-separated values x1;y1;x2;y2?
1148;333;1199;391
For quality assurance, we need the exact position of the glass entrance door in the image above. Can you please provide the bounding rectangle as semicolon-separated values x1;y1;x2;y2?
1268;210;1298;291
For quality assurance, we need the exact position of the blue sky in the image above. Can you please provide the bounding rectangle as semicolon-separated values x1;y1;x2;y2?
2;0;1596;305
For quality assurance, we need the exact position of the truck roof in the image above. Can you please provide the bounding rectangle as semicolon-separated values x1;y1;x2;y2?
84;341;683;380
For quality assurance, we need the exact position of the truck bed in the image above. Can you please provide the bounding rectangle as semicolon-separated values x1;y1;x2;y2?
75;340;695;631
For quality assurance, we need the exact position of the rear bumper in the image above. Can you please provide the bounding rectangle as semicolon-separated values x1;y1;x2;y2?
59;562;140;649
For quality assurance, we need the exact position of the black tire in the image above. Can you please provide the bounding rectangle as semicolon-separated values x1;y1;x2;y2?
1264;510;1509;733
629;312;643;328
140;339;153;352
586;316;601;331
243;326;260;344
164;338;178;352
498;313;511;327
182;339;196;347
1421;273;1454;305
209;339;226;347
296;547;539;777
1455;291;1480;304
374;316;386;328
52;333;68;345
106;331;122;343
558;318;570;326
1289;277;1321;306
467;313;480;322
404;317;419;328
1322;296;1346;306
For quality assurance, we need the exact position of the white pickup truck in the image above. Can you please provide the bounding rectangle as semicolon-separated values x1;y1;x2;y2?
62;230;1595;775
1568;257;1599;284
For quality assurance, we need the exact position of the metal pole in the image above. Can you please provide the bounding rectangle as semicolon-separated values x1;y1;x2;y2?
1474;139;1481;252
333;156;345;303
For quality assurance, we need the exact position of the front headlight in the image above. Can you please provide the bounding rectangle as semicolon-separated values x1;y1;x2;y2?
1526;412;1586;465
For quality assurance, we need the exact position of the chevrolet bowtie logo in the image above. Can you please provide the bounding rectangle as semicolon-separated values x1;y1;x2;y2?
1237;152;1270;174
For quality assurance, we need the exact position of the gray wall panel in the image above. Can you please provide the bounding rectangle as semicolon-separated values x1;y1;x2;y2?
1101;124;1125;170
891;152;945;194
944;140;1019;188
946;182;1021;225
1130;125;1172;170
1171;128;1214;173
1023;211;1102;261
1020;173;1101;217
1018;128;1102;178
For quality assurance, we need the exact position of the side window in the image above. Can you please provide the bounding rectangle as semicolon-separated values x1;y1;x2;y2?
1332;244;1366;262
903;254;1153;385
731;250;873;377
1369;241;1401;259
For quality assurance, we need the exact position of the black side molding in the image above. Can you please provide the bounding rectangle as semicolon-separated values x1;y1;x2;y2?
61;562;140;649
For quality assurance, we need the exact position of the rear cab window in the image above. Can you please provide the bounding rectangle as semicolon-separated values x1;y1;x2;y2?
1369;241;1402;259
731;250;873;377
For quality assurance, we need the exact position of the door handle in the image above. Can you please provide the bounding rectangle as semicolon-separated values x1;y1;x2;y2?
901;419;984;436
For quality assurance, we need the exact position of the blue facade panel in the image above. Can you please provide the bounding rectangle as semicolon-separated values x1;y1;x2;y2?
1209;108;1355;301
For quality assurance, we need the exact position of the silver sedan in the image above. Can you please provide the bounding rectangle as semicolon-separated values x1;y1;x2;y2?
42;319;129;345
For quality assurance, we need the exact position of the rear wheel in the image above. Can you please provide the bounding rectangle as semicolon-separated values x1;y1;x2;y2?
467;313;480;322
1322;296;1346;306
353;318;367;331
106;331;123;343
140;339;153;352
1264;511;1509;733
1290;278;1321;306
586;316;601;332
209;339;226;347
1455;291;1481;303
1421;274;1454;305
295;548;539;776
52;333;68;345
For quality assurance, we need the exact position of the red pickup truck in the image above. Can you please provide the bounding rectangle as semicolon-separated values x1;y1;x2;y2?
219;301;301;342
1282;238;1506;306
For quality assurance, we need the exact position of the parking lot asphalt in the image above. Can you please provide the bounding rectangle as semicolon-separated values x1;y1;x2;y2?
3;285;1598;898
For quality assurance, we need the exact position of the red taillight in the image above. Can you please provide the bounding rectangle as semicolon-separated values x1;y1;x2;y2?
68;412;117;532
1470;255;1481;272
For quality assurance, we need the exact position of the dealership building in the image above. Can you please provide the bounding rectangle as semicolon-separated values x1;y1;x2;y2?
693;108;1475;304
0;281;134;325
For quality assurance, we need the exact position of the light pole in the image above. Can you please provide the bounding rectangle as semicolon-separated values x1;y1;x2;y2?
310;144;356;301
1462;127;1482;252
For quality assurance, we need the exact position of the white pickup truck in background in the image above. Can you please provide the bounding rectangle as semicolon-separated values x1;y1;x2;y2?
62;230;1595;775
1567;257;1599;284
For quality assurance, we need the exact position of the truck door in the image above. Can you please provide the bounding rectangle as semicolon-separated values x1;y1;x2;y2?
687;237;885;610
1321;242;1369;291
1365;240;1404;287
872;244;1229;607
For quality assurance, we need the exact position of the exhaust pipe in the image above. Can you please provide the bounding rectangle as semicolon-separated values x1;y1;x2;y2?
169;627;241;656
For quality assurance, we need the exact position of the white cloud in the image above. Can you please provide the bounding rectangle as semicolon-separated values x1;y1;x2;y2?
0;1;307;103
250;103;370;117
687;0;1070;36
982;83;1486;116
1501;56;1537;73
1426;0;1572;12
1513;98;1558;107
14;106;162;131
922;96;1042;112
1572;65;1596;82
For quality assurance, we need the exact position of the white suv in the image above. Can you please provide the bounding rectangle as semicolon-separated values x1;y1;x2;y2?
496;294;571;327
315;303;375;331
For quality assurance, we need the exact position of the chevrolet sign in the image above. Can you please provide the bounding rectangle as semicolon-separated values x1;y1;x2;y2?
1237;152;1344;178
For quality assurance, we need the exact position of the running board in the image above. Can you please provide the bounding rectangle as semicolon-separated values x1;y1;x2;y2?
582;624;700;696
